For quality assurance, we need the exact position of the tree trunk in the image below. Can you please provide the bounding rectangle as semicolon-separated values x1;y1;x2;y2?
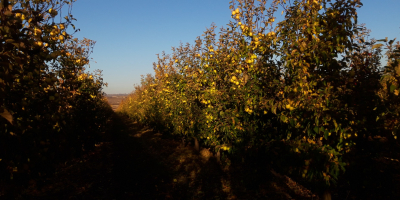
322;190;332;200
216;149;221;163
194;137;199;152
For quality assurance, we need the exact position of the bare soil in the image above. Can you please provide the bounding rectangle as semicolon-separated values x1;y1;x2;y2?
10;113;318;199
5;113;398;199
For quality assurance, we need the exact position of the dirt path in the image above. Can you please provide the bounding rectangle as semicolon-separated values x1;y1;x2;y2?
15;113;317;199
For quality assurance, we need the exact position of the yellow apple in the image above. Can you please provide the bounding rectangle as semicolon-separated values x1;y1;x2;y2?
35;41;43;47
34;28;42;36
50;10;58;17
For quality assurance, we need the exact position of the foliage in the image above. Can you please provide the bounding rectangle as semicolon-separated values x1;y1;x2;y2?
0;0;112;185
119;0;399;193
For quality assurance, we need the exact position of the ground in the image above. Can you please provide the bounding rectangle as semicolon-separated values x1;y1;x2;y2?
9;113;320;199
2;99;399;199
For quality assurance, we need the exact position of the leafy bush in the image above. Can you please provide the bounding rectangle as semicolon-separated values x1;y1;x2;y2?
0;0;112;185
119;0;399;195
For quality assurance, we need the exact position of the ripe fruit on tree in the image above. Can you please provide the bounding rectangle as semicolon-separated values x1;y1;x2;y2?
34;28;42;36
35;41;43;47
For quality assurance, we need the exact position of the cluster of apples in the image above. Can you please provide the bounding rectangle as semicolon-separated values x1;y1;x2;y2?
231;8;240;20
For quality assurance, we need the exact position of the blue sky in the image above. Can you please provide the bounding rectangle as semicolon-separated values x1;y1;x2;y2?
68;0;400;94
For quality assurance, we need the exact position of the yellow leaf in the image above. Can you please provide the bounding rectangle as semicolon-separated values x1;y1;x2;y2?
371;44;383;49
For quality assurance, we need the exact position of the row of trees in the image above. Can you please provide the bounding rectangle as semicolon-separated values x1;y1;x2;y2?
0;0;112;191
119;0;400;197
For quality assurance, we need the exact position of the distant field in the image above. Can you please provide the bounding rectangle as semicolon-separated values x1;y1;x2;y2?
105;94;129;111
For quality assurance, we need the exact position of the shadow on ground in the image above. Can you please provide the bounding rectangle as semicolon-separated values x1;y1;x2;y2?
106;113;316;199
13;113;319;199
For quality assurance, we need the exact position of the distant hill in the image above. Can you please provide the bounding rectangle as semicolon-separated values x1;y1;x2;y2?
104;94;129;111
105;93;129;97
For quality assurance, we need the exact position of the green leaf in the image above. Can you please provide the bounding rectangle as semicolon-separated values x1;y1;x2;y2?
333;119;338;129
390;84;396;93
324;130;329;139
272;106;277;114
290;118;295;126
314;126;319;133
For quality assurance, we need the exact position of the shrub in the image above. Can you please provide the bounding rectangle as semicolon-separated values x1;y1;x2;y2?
119;0;399;195
0;0;112;185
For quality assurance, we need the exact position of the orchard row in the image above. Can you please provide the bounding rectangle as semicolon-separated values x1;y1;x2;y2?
0;0;112;187
119;0;400;192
